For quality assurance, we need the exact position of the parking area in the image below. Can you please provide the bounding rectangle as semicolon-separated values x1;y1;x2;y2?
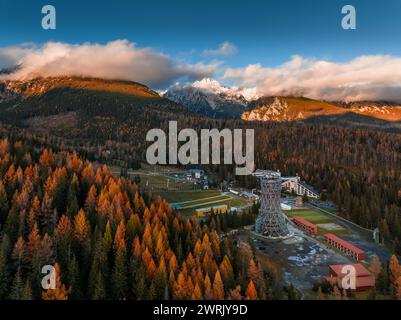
239;225;352;298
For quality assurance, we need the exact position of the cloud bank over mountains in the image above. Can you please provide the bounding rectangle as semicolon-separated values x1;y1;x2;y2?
1;40;401;102
0;40;219;88
223;55;401;102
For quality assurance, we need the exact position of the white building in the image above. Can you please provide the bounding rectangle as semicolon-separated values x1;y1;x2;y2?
281;174;320;199
280;203;292;211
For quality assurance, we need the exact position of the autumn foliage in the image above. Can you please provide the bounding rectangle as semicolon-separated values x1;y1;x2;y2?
0;138;268;300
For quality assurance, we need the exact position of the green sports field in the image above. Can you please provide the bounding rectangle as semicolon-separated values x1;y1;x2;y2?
156;190;248;217
286;209;349;236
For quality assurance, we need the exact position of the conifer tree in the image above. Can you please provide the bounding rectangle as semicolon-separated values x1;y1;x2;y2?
11;236;26;269
103;221;113;253
133;264;147;299
389;255;401;287
111;247;128;299
245;280;258;300
67;254;82;300
376;261;391;294
27;223;41;265
41;192;57;235
27;196;40;232
191;283;203;300
4;205;19;243
9;267;23;300
0;181;9;225
212;270;225;300
370;255;382;278
74;209;90;243
203;273;213;300
0;235;11;299
66;182;79;218
89;233;108;297
92;271;107;300
21;279;33;300
395;276;401;300
55;215;73;269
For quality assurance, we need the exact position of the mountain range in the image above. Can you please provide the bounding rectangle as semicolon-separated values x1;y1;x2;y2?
163;78;401;131
1;76;401;133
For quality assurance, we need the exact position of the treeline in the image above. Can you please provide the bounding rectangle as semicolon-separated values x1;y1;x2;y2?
0;136;279;300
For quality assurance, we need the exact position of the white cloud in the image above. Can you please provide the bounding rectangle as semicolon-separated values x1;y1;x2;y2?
3;41;401;102
202;42;237;57
0;40;219;88
223;55;401;102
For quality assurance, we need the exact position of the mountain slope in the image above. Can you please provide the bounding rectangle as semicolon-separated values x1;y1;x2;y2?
342;101;401;122
243;96;348;121
241;96;401;131
0;77;193;141
0;76;159;100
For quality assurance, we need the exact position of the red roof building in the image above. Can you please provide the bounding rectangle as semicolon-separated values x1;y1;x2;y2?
291;216;318;235
326;264;375;292
324;233;365;261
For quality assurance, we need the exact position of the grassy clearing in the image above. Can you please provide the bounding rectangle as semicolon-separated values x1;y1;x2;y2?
287;209;332;223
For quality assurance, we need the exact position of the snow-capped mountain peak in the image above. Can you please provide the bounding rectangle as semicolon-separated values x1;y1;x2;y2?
163;78;259;119
192;78;259;101
192;78;223;92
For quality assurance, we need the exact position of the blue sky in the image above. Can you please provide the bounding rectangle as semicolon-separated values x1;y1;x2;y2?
1;0;401;67
1;0;401;101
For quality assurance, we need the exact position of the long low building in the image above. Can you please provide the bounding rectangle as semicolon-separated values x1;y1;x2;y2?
195;204;228;216
324;233;365;261
326;264;375;292
292;216;318;235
